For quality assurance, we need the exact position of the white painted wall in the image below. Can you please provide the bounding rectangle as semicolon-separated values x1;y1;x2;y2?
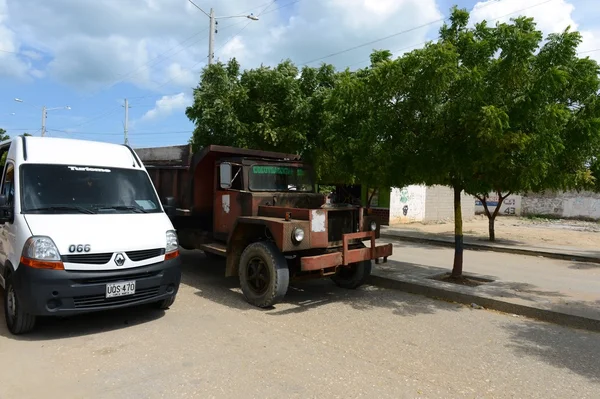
475;193;522;216
522;191;600;220
389;185;476;224
389;185;427;224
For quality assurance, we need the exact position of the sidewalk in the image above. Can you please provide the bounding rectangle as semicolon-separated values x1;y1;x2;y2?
367;238;600;332
381;226;600;263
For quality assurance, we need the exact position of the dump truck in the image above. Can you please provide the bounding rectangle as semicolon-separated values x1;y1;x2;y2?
135;144;393;307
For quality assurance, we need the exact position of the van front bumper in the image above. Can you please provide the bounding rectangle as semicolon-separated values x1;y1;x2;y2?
12;257;182;316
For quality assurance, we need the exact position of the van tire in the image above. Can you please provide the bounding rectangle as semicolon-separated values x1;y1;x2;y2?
4;274;36;335
154;295;176;310
331;260;372;289
239;241;289;308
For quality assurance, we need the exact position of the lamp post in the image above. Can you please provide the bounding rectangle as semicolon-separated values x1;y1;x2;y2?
14;98;71;137
187;0;259;64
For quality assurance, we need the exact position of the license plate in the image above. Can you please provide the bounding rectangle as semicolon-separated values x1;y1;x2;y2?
106;280;136;298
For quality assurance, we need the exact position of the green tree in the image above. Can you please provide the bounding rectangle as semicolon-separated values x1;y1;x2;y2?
186;58;347;184
383;7;600;276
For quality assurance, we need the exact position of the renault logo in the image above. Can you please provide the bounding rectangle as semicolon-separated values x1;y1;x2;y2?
114;253;126;266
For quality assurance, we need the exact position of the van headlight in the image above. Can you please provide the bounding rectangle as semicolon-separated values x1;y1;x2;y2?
21;236;64;270
165;230;179;260
370;221;377;231
292;227;305;243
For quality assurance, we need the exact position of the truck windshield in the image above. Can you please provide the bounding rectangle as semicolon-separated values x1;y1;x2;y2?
248;165;314;192
20;164;162;214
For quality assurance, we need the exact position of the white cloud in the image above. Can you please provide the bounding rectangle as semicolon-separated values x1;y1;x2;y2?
141;92;191;121
0;0;30;79
164;63;197;88
1;0;599;91
471;0;600;63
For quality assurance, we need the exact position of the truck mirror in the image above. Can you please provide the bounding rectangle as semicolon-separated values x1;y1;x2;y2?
219;163;232;189
163;196;176;217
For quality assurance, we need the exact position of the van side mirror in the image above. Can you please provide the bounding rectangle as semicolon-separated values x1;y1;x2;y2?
219;163;232;189
163;196;176;218
0;194;13;224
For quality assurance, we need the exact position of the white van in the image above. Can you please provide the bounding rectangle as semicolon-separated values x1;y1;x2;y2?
0;135;182;334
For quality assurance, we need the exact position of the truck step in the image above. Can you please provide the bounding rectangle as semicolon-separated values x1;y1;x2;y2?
199;243;227;256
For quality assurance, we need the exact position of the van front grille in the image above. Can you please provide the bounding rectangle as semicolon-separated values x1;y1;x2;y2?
126;248;164;261
62;253;113;265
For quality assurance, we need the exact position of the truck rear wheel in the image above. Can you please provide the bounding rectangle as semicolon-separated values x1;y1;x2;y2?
4;273;36;335
331;260;372;289
239;241;289;308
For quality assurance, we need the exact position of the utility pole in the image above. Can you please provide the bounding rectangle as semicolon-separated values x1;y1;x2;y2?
208;8;216;65
14;98;70;137
41;106;47;137
187;1;258;65
123;98;131;145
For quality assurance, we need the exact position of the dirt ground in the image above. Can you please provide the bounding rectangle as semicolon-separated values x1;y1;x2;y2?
395;215;600;250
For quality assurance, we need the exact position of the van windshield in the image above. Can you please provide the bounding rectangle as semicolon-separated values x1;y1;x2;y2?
248;164;314;192
20;164;162;214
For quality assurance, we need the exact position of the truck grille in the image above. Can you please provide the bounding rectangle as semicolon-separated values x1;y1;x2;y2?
327;210;357;242
73;287;161;309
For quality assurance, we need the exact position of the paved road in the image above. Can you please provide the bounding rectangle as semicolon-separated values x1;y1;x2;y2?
1;248;599;398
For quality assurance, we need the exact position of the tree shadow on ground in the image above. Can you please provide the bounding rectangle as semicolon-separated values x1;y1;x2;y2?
0;298;166;341
181;250;464;318
503;321;600;383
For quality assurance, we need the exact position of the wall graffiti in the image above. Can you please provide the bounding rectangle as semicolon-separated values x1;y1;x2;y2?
390;185;426;223
475;193;522;216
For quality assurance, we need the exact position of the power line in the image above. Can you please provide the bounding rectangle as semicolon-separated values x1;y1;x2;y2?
346;0;558;69
261;0;302;15
303;0;555;67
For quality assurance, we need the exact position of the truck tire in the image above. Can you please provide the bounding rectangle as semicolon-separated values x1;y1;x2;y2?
4;273;36;335
239;241;289;308
331;260;372;289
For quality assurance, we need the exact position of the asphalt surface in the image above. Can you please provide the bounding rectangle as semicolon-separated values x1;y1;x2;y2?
1;248;599;398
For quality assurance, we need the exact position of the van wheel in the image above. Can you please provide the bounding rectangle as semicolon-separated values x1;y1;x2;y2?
153;295;176;310
331;260;372;289
239;241;289;308
4;274;36;335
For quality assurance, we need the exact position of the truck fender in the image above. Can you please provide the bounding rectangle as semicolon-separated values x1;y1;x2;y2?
225;221;274;278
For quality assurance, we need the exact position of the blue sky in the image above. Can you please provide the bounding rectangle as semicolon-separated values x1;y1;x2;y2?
1;0;598;149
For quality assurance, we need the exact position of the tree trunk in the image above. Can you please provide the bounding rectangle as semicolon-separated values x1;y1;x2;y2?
476;192;510;242
452;186;463;278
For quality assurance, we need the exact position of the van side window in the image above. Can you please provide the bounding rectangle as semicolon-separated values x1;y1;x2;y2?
1;162;14;206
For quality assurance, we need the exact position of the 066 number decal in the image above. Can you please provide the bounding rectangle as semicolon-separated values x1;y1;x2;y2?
68;244;91;253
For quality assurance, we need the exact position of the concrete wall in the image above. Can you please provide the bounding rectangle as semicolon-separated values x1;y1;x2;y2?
423;185;475;222
389;185;475;224
522;191;600;220
475;193;523;216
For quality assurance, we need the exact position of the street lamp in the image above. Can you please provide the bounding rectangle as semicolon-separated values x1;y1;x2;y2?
14;98;71;137
187;0;259;64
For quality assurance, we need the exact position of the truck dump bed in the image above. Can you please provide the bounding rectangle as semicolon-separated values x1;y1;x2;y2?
135;144;301;215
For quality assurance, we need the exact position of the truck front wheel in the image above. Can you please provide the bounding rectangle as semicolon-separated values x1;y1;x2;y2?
4;273;36;335
331;260;372;289
239;241;289;308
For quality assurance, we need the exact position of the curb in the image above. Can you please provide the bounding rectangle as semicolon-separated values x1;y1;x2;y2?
368;274;600;333
380;233;600;264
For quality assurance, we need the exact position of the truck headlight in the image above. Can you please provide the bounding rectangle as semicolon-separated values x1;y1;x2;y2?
165;230;179;260
21;236;64;270
292;227;305;243
370;221;377;231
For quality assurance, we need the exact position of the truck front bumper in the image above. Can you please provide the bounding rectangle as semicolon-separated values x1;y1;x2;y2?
300;231;393;271
12;257;182;316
